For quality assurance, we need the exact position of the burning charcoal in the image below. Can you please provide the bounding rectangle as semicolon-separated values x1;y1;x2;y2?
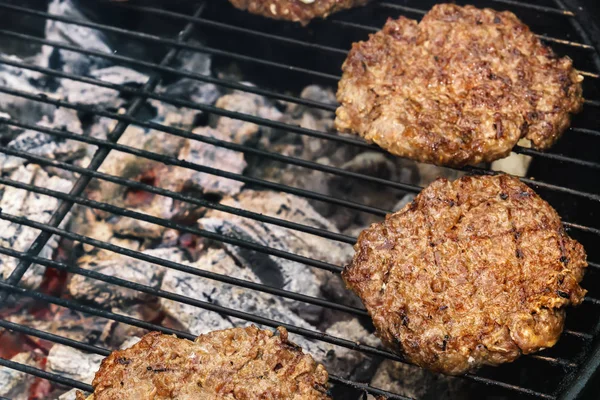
200;191;352;308
160;248;370;379
40;0;111;75
0;350;45;400
173;127;247;197
59;66;148;107
0;165;73;289
213;91;283;144
0;108;87;173
86;125;188;240
69;248;186;308
47;345;104;385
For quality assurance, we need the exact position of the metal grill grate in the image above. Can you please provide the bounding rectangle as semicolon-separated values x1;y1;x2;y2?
0;0;599;399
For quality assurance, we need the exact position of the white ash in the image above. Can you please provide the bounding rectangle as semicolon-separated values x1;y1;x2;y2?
40;0;111;76
0;107;87;173
69;248;186;308
200;190;352;305
59;66;148;107
68;207;142;255
0;350;45;400
0;165;73;289
47;345;104;385
160;248;371;379
213;90;283;144
174;127;246;197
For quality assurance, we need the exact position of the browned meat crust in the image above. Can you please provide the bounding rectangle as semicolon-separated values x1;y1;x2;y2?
335;4;584;167
228;0;369;25
89;326;331;399
343;174;587;375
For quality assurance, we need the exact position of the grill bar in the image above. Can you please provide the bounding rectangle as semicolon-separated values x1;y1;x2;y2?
0;211;366;318
2;110;600;240
0;175;343;273
0;130;357;245
0;358;92;392
0;202;593;341
0;32;338;112
490;0;574;15
0;3;207;302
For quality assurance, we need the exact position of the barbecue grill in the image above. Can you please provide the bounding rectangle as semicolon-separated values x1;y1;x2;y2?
0;0;599;399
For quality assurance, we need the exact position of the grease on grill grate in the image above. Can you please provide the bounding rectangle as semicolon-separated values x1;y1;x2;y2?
0;0;598;399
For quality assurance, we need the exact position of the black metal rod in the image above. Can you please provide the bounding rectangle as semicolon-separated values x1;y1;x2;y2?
0;4;206;302
0;278;407;364
0;213;365;317
0;123;357;244
490;0;574;15
0;357;93;392
0;22;337;112
0;318;111;357
0;120;389;217
0;175;343;273
0;29;338;82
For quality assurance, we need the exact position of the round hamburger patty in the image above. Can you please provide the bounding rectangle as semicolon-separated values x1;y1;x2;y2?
228;0;369;25
343;175;587;374
85;326;331;399
335;4;584;167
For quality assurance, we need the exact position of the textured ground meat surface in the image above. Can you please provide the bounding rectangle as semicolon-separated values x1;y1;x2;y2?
335;4;584;167
228;0;369;25
82;326;331;399
343;174;587;374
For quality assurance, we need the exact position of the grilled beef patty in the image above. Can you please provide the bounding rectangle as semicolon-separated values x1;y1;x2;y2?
335;4;584;166
343;175;587;374
228;0;369;25
82;326;331;399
